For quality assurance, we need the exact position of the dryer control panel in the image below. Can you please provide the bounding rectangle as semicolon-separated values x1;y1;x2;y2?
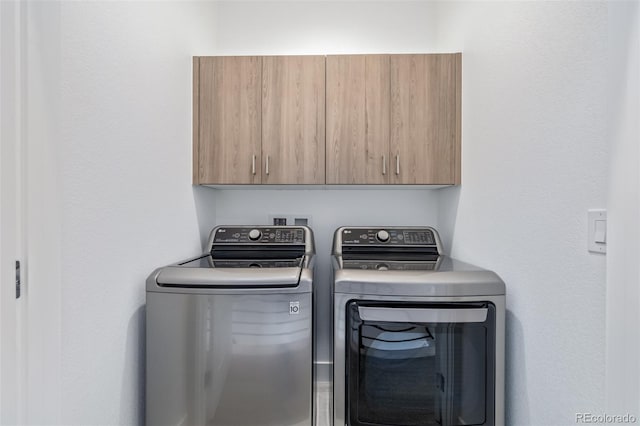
334;227;442;264
340;228;437;246
333;226;443;260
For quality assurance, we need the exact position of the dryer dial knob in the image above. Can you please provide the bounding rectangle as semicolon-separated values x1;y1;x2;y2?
376;230;390;242
248;229;262;241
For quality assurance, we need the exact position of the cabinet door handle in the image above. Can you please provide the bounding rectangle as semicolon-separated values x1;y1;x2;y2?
382;155;386;175
252;155;256;175
265;155;270;175
395;155;400;175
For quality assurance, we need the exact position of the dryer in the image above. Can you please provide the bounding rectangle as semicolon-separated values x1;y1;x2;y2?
332;226;505;426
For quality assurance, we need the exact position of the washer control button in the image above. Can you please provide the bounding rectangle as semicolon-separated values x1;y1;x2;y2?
376;230;390;242
248;229;262;241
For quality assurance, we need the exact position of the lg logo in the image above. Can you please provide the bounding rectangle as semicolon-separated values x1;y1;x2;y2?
289;301;300;315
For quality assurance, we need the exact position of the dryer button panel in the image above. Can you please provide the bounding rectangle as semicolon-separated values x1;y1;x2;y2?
342;228;436;246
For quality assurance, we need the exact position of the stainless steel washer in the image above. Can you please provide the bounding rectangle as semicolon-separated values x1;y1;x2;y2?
147;225;315;426
332;226;505;426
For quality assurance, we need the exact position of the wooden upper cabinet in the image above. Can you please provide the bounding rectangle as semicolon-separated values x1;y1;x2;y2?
326;55;390;184
390;54;461;184
262;56;325;184
194;56;262;184
193;53;460;186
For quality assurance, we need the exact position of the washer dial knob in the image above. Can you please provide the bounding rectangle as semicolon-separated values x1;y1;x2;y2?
248;229;262;241
376;230;390;242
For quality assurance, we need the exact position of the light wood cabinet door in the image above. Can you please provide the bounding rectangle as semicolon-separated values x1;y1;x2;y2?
390;54;461;184
194;56;262;184
262;56;325;184
326;55;390;184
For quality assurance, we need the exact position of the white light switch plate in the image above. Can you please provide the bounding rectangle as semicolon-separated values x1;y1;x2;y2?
588;209;607;254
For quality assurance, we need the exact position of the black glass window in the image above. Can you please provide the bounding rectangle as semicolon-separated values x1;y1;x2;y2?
347;302;496;426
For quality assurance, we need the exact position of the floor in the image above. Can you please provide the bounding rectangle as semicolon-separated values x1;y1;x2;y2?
315;381;332;426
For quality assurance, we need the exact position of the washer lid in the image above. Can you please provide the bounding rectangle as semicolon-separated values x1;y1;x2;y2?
179;255;303;269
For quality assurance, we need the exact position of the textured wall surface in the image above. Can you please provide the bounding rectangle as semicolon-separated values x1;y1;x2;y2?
435;2;608;425
213;1;439;55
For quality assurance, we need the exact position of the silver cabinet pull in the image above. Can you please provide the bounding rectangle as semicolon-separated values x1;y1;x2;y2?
251;155;256;175
265;155;270;175
358;306;488;323
382;155;386;175
395;155;400;175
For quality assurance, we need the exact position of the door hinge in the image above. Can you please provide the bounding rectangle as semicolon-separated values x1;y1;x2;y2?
16;260;21;299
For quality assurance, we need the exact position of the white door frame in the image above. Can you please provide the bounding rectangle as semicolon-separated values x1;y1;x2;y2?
0;1;26;424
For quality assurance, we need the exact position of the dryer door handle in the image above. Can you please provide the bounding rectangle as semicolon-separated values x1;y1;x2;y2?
357;306;488;323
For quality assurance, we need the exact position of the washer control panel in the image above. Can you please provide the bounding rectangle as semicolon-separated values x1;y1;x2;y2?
341;228;436;246
214;227;305;244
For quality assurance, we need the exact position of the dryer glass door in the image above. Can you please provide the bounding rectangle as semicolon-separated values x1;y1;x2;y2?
346;301;496;426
